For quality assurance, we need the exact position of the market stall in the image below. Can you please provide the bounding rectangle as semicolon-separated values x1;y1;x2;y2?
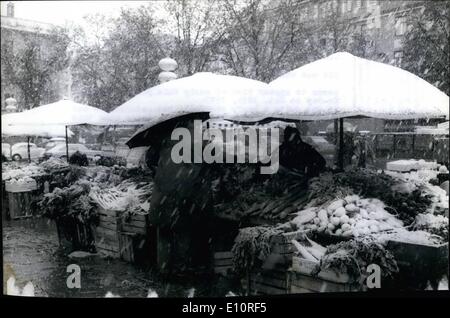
3;99;110;161
214;53;449;293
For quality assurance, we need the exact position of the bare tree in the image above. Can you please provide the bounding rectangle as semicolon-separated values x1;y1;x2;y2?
71;6;165;111
402;1;449;95
2;27;70;109
218;0;304;82
164;0;226;76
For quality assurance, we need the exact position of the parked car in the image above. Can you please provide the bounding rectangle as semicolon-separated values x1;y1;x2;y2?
44;143;107;160
44;137;66;150
10;142;46;161
2;143;11;160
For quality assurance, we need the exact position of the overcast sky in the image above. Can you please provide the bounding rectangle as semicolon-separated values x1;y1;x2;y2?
1;1;167;28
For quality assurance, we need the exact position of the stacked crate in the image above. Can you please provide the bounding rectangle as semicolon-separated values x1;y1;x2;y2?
288;256;361;293
245;269;288;295
242;230;308;295
213;251;233;276
94;207;122;258
5;179;37;219
94;208;150;263
119;213;149;263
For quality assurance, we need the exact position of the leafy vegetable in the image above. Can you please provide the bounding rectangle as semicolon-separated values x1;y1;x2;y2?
231;226;283;276
318;238;399;284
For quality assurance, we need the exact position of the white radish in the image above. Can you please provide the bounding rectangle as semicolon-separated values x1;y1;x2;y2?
340;215;350;224
331;217;341;226
333;207;346;217
305;237;327;255
305;246;325;260
318;209;328;222
341;223;351;232
291;240;318;262
327;199;345;212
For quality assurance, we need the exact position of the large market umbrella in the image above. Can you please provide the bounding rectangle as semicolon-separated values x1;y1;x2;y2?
4;99;109;161
267;52;449;120
267;52;449;168
2;114;74;162
107;72;270;147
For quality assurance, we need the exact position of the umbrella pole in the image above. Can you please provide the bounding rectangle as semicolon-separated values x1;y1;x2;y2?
65;125;69;162
338;118;344;170
27;136;31;163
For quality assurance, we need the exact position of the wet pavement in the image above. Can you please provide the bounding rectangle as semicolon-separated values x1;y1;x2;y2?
3;217;240;297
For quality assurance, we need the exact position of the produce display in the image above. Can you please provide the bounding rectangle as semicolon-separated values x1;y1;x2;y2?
318;239;399;283
290;235;400;284
330;168;434;225
291;195;404;238
39;157;69;171
385;169;449;214
89;180;153;212
231;226;283;275
412;214;449;240
386;159;440;172
38;180;96;223
2;163;46;181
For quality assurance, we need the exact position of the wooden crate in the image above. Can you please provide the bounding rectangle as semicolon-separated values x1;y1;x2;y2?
265;230;309;268
7;191;34;219
214;251;233;276
243;269;288;295
288;257;360;293
119;232;136;263
94;207;121;258
121;213;148;235
386;240;448;273
56;218;95;252
2;181;9;220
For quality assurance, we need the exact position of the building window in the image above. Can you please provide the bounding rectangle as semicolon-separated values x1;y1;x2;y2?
394;51;403;67
320;38;327;46
395;17;406;36
366;0;378;12
354;0;361;12
347;0;352;11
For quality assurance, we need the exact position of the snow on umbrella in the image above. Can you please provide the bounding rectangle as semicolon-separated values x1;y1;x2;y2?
5;99;109;126
267;52;449;120
107;72;270;127
1;123;74;138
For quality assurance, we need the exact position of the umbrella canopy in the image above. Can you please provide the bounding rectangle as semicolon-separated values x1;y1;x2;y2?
1;124;73;138
4;99;109;126
1;113;74;137
267;52;449;121
107;72;270;127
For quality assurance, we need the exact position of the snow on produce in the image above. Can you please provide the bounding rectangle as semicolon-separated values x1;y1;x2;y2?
89;180;153;212
39;157;69;171
413;213;449;240
291;195;404;238
2;163;46;181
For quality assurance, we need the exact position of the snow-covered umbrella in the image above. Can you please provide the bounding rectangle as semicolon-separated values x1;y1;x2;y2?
6;99;109;126
267;52;449;121
107;72;270;147
267;52;449;168
3;99;109;161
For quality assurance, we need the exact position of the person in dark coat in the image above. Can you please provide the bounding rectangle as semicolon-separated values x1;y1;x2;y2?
279;126;326;177
149;119;214;275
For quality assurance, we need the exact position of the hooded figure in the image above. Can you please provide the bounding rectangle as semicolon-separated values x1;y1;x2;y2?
279;126;326;177
149;119;214;274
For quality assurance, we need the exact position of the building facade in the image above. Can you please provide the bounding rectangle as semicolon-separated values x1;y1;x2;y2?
1;2;71;113
290;0;425;66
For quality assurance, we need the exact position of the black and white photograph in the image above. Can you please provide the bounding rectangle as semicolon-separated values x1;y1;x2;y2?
1;0;449;301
